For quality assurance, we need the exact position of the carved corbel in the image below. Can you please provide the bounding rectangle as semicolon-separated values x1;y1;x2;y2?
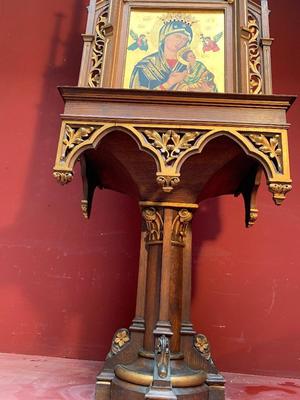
80;154;98;219
268;183;292;206
53;171;73;185
156;175;180;193
235;166;262;228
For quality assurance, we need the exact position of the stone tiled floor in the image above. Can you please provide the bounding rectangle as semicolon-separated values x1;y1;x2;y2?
0;353;299;399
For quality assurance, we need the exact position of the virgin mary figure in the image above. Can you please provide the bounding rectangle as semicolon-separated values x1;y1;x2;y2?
129;19;193;90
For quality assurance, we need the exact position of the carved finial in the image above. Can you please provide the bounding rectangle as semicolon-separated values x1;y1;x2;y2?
248;208;259;227
268;183;292;205
81;200;89;219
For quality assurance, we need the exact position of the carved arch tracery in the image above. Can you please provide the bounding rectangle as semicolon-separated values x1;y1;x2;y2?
53;122;291;204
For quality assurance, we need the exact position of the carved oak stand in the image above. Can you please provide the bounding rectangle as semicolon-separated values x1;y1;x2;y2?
53;88;294;400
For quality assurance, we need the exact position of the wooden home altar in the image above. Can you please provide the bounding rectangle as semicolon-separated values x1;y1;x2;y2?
53;1;295;399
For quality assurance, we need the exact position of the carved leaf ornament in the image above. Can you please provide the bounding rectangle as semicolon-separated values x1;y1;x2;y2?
249;134;282;172
62;125;95;159
144;129;201;165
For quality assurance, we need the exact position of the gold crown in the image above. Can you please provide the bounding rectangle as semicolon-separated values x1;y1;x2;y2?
160;13;196;26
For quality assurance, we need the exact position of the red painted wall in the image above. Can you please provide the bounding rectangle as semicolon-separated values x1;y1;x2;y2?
0;0;299;378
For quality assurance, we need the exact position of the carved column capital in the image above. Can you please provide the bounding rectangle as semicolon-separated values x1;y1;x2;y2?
172;209;193;246
142;207;164;243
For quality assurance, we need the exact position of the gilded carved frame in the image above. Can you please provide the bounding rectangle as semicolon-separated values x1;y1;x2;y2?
79;0;270;94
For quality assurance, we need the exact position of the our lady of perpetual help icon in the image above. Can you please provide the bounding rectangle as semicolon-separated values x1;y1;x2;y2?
123;11;225;92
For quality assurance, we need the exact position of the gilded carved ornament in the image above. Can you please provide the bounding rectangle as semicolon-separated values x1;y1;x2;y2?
268;183;292;206
194;334;211;362
108;329;131;357
172;209;193;245
249;208;259;227
61;125;96;160
143;129;202;166
81;200;89;219
142;207;164;242
53;171;73;185
156;175;181;193
248;15;263;94
88;4;109;88
53;122;291;205
249;134;282;172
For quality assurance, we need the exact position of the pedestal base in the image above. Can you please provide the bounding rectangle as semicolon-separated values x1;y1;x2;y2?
111;378;212;400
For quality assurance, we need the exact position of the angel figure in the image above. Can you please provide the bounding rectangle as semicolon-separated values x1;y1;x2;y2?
200;32;223;53
128;30;149;51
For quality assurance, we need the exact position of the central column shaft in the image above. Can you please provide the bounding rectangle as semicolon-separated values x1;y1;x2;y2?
141;205;194;354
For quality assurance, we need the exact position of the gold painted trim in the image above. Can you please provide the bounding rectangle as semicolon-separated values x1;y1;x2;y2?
114;364;207;388
53;121;292;204
140;201;199;209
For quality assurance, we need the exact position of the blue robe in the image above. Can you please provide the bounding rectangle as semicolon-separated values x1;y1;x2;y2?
129;20;193;90
129;51;187;90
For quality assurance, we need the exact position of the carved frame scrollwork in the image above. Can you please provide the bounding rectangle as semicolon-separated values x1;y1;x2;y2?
248;13;263;94
88;1;110;88
53;121;291;205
